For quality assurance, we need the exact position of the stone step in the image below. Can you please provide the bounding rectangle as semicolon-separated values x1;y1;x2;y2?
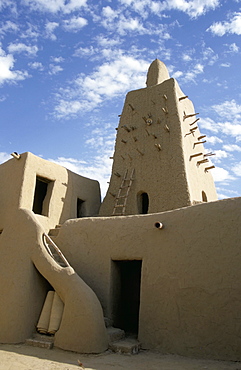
107;327;125;343
104;317;113;328
109;338;141;354
25;333;54;349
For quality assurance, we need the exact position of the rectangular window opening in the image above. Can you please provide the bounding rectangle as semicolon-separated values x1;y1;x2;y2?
32;176;54;216
77;198;86;218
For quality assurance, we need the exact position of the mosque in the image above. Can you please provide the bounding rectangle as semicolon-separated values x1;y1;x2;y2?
0;59;240;361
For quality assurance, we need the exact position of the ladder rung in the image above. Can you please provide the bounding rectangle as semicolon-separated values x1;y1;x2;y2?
117;195;127;199
115;204;124;207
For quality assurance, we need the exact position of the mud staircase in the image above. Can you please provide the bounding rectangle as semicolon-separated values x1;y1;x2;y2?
26;225;141;354
26;319;141;354
105;319;141;355
112;169;135;216
44;225;68;268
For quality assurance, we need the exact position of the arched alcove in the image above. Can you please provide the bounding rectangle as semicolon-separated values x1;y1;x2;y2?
137;192;149;214
202;191;207;202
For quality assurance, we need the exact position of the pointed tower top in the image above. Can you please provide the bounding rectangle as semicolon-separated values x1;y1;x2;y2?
146;59;170;87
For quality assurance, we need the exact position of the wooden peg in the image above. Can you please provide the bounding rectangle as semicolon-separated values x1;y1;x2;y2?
162;107;168;114
190;126;198;132
184;113;199;121
190;118;200;126
198;135;206;140
142;116;147;123
129;103;135;111
189;153;203;160
193;140;206;148
121;155;125;160
114;172;121;177
110;192;116;197
163;94;168;100
109;157;114;159
136;148;144;156
205;165;215;172
164;124;170;132
133;136;138;142
122;125;131;132
145;129;150;136
179;96;188;101
155;143;162;151
197;159;209;166
152;133;157;139
121;139;127;143
204;152;216;157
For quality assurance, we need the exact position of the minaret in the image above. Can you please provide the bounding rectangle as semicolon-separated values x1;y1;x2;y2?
99;59;217;216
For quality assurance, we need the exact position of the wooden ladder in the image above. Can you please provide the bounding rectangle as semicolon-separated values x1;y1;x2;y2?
112;169;135;216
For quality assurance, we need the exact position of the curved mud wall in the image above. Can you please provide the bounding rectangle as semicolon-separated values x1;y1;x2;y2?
56;197;241;361
0;209;108;353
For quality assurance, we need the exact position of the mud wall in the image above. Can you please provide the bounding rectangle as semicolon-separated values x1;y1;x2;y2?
56;197;241;361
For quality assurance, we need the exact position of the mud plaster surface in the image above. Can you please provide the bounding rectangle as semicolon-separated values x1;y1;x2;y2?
0;344;240;370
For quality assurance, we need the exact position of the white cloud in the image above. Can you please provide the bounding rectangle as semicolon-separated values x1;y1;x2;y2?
210;149;230;163
212;100;241;119
119;0;220;18
228;43;239;53
96;35;121;48
22;0;87;14
0;47;29;85
51;56;64;63
232;162;241;177
45;21;59;40
208;12;241;36
74;46;95;57
0;152;11;163
7;42;38;56
182;63;204;83
0;20;18;35
220;63;230;68
207;136;223;145
63;17;88;32
202;46;218;65
28;61;44;70
49;64;63;75
182;54;192;62
20;23;40;39
212;166;233;182
101;8;147;35
0;0;14;10
223;144;241;152
53;55;149;118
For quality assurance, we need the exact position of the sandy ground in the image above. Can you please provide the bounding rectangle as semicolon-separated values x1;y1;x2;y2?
0;344;241;370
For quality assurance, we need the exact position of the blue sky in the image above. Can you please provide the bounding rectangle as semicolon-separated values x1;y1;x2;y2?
1;0;241;199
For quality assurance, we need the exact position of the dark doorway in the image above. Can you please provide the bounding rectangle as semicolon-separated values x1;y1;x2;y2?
32;176;53;216
77;198;86;218
111;260;142;335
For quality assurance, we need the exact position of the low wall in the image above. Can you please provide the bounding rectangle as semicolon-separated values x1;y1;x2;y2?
55;197;241;361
